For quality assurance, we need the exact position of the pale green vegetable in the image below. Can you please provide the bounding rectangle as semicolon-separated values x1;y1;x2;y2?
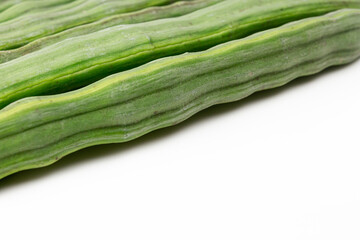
0;0;187;50
0;0;359;109
0;9;359;179
0;0;222;63
0;0;73;23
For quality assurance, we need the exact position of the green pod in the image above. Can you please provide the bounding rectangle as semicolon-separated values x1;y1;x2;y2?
0;1;17;13
0;9;359;179
0;0;73;11
0;0;223;64
0;0;74;23
0;0;359;109
0;0;54;13
0;0;185;50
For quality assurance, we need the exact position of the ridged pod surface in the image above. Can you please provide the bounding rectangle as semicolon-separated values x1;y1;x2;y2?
0;0;19;13
0;9;359;179
0;0;185;50
0;0;70;13
0;0;74;23
0;0;223;64
0;0;359;109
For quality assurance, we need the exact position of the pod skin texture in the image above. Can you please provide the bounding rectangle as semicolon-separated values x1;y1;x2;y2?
0;0;184;50
0;0;359;110
0;0;71;13
0;0;74;24
0;9;359;179
0;0;223;64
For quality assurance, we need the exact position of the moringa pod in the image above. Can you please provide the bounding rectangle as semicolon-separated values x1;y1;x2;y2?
0;0;223;64
0;0;359;109
0;9;359;179
0;0;18;13
0;0;186;50
0;0;59;13
0;0;74;24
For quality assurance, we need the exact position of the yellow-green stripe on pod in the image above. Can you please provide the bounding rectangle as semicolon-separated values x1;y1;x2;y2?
0;0;187;50
0;9;359;179
0;0;223;64
0;0;360;110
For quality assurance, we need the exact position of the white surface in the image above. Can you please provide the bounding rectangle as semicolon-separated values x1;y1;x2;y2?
0;60;359;240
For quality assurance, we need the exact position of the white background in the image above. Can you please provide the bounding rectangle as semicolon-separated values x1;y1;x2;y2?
0;60;359;239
